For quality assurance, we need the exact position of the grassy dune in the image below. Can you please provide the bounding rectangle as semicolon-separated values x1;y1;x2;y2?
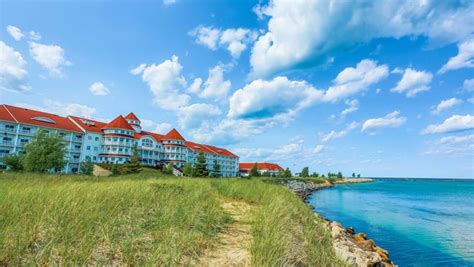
0;172;338;265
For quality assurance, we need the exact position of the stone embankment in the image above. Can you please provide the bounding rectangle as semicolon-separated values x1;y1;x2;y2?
282;178;396;267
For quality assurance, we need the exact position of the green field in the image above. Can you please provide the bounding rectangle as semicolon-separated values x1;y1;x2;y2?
0;171;338;265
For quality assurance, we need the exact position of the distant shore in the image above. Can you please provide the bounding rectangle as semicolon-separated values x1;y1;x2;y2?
282;178;395;266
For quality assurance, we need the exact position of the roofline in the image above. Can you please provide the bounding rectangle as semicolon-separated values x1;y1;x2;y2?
3;105;18;123
68;116;86;133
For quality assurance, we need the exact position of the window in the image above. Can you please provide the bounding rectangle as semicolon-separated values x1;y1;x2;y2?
88;136;92;140
5;125;15;131
32;116;56;124
87;146;91;150
94;147;98;151
93;156;96;161
95;137;99;141
75;134;82;139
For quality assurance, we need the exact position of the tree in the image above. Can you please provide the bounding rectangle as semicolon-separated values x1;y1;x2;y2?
194;152;209;177
80;157;94;175
321;174;326;178
337;172;343;179
357;174;361;178
250;163;260;177
352;172;356;178
122;145;141;174
183;162;194;177
1;154;23;171
21;130;66;173
111;164;120;175
211;160;221;178
311;172;319;178
283;167;292;178
300;167;309;177
162;163;174;175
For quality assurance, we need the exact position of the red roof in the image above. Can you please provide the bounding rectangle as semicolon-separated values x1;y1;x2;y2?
135;130;164;141
162;128;185;141
0;105;16;122
102;115;134;131
69;116;107;133
186;141;217;154
2;104;82;132
239;162;283;171
125;112;140;121
204;144;238;158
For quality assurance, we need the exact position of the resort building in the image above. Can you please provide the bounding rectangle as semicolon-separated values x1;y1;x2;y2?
239;162;284;177
0;104;239;176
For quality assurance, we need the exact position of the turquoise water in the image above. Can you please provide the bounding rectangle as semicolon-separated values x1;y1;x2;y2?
308;179;474;266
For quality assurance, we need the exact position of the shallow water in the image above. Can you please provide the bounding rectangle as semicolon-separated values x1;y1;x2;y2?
308;178;474;266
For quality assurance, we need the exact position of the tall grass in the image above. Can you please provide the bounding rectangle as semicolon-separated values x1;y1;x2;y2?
0;173;338;265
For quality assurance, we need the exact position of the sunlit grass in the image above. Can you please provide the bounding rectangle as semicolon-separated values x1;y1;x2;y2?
0;172;338;265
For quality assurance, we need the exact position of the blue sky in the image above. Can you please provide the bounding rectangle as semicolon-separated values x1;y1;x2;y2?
1;0;473;178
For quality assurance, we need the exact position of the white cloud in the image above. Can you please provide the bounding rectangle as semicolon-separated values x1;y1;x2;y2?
250;0;474;77
0;41;30;92
219;28;258;58
424;134;474;155
189;26;220;50
141;119;173;134
177;103;222;129
163;0;177;5
323;59;389;102
341;99;359;117
468;97;474;104
228;76;323;121
88;81;110;96
313;145;324;154
391;67;403;74
438;38;474;74
199;64;231;101
362;111;407;132
187;78;202;94
431;98;462;114
422;114;474;134
29;42;71;76
463;78;474;92
28;31;41;41
320;121;359;142
16;100;97;119
190;26;257;58
131;55;190;110
392;68;432;97
6;25;24;41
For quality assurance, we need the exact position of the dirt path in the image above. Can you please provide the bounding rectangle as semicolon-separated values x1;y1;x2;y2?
197;200;252;267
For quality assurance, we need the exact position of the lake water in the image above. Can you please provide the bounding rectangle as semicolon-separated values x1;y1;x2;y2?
308;178;474;266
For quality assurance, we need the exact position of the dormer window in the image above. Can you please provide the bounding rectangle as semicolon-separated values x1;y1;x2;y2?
32;116;56;124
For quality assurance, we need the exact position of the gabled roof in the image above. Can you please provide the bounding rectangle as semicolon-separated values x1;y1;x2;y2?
162;128;185;141
102;115;134;131
239;162;284;171
204;144;239;158
69;116;107;133
186;141;217;154
125;112;140;121
2;104;82;132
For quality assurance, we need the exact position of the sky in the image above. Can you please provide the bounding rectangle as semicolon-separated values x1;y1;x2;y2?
1;0;473;178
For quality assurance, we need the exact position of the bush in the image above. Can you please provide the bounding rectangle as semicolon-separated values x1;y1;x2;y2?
1;154;23;171
79;158;94;175
21;130;66;173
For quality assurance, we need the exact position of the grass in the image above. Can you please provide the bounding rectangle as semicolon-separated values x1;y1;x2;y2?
0;171;339;265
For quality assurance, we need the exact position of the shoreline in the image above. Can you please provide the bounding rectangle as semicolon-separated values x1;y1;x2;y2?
282;178;396;267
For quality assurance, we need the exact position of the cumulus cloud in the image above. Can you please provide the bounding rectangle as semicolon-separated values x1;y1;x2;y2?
131;55;190;110
320;122;359;142
6;25;24;41
424;134;474;155
187;78;202;94
438;38;474;74
16;99;97;119
250;0;474;77
190;26;257;58
463;78;474;92
323;59;389;102
0;41;30;92
362;111;407;132
141;119;173;134
313;145;324;154
199;64;231;101
28;31;42;41
422;114;474;134
29;42;71;76
228;76;323;121
177;103;222;129
391;68;433;97
88;81;110;96
431;98;462;114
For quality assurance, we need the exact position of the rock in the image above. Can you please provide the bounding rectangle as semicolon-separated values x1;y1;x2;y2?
353;233;367;242
347;226;355;234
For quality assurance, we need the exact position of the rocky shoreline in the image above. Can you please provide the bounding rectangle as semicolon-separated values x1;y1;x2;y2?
282;178;396;267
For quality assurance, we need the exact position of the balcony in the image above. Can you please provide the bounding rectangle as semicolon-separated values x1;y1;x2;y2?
3;127;16;133
19;130;33;135
1;140;14;146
